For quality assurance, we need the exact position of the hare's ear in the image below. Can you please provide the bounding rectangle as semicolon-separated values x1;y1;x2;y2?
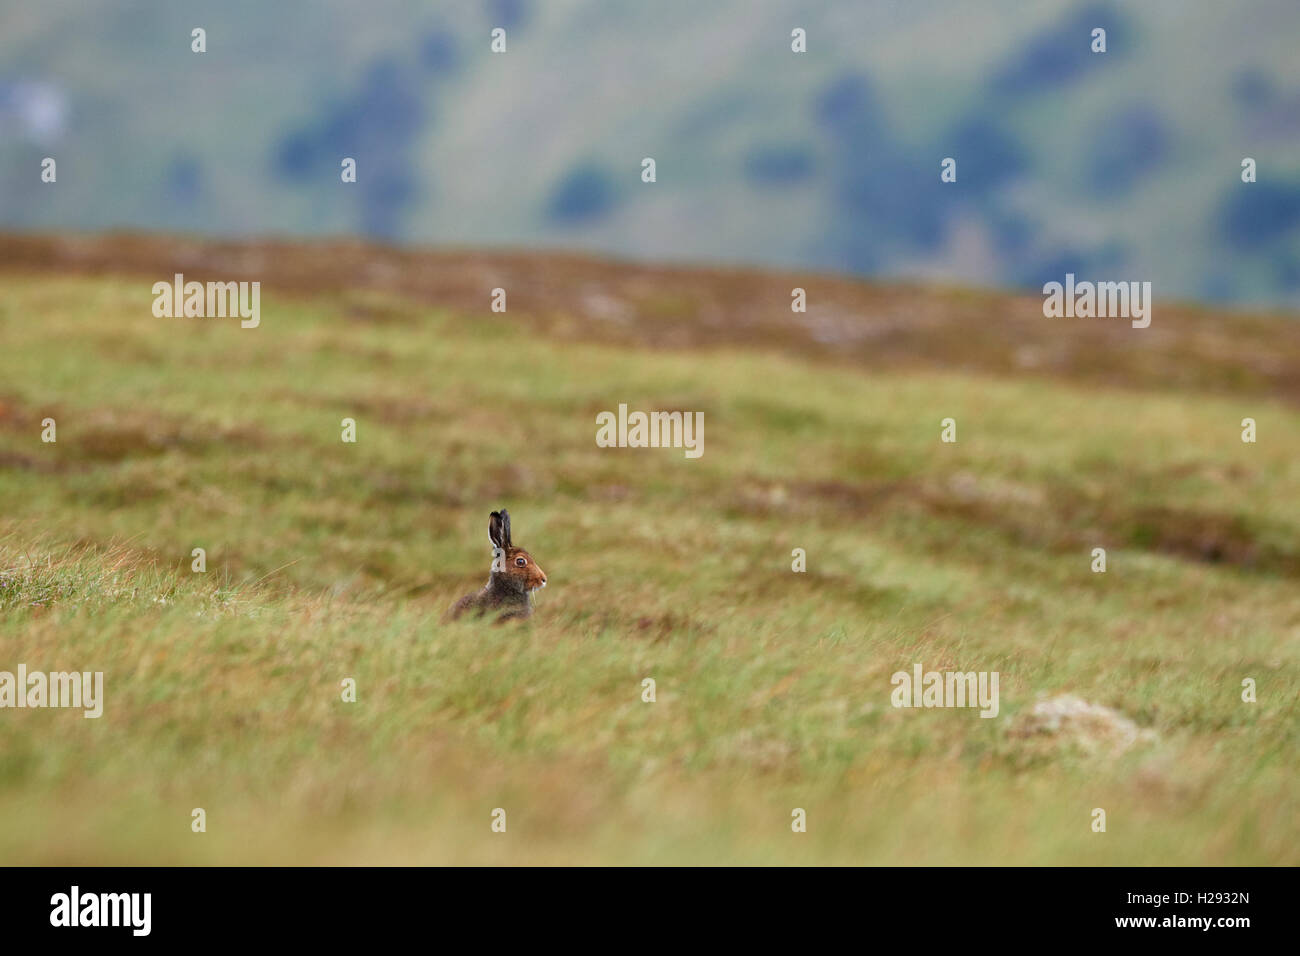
498;509;512;549
489;511;505;550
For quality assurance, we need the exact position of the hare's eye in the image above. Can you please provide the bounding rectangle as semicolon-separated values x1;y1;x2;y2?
515;557;526;567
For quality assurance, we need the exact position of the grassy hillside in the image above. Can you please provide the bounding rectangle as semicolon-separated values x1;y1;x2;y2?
0;234;1296;864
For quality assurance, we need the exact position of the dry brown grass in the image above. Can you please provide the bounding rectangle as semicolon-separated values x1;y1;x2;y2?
4;231;1299;404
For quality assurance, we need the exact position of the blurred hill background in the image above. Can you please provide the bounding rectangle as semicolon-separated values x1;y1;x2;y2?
3;0;1300;308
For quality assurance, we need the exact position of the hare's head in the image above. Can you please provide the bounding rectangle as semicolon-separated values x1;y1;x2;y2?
489;509;547;594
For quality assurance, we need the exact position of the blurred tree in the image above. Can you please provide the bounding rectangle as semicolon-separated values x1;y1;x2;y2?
989;1;1127;98
545;162;617;225
1086;105;1169;197
743;143;815;187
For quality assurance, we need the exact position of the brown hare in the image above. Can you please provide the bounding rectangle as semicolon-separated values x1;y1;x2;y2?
446;509;547;622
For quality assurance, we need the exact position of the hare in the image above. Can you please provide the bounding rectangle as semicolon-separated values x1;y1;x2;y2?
446;509;547;622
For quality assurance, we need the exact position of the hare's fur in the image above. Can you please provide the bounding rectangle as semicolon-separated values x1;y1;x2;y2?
446;509;546;622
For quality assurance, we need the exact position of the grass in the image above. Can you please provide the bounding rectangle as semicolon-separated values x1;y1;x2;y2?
0;239;1297;864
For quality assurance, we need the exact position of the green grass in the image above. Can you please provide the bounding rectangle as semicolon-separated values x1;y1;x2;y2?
0;269;1296;864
